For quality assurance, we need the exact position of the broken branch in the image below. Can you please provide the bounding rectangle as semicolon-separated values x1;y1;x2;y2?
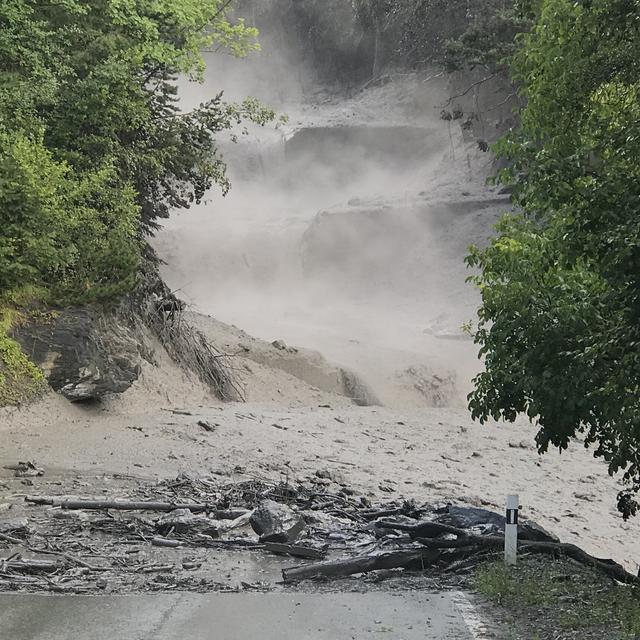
25;497;213;512
282;548;439;582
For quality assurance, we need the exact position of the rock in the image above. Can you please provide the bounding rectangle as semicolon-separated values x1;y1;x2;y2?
12;307;145;402
0;518;29;535
340;369;381;407
249;500;305;543
508;440;533;450
156;509;221;538
197;420;216;432
271;339;298;354
396;365;457;408
437;505;558;542
6;461;44;477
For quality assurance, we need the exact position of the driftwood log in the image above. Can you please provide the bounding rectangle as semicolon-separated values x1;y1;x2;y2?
284;519;640;585
377;520;463;538
379;520;639;585
25;497;212;513
0;558;61;574
282;548;439;582
264;542;327;560
151;537;182;548
0;532;23;545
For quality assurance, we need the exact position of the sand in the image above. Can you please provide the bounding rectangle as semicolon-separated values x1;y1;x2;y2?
2;74;639;577
1;382;639;572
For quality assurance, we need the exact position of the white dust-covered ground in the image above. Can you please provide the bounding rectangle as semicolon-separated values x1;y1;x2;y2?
2;66;639;573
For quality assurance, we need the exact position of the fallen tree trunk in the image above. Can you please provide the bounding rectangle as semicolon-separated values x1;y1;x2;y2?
0;558;61;573
282;548;439;582
0;532;24;545
377;519;472;539
265;542;327;560
414;529;639;585
151;537;182;548
522;540;639;585
25;497;212;512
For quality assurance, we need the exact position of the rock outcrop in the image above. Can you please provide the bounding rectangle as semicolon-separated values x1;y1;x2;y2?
12;307;147;402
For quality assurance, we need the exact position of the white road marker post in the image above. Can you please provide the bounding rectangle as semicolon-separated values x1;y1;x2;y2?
504;495;519;566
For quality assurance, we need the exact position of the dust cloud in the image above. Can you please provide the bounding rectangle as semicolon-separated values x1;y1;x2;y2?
154;29;503;408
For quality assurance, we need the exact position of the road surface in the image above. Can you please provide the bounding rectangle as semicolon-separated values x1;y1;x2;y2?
0;592;488;639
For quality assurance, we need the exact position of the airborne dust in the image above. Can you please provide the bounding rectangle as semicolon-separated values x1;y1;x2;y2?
154;26;504;408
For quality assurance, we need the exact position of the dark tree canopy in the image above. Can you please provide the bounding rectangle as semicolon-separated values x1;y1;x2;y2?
0;0;274;302
467;0;640;517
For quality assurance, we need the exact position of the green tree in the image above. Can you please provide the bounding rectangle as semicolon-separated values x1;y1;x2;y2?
0;0;274;301
352;0;399;78
467;0;640;516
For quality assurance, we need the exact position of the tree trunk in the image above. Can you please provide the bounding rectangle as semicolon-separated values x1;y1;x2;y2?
371;20;382;80
282;548;439;582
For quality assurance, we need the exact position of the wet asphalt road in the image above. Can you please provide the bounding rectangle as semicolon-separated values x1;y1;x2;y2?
0;591;481;639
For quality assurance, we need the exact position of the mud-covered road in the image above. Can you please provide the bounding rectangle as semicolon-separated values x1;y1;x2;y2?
3;394;638;572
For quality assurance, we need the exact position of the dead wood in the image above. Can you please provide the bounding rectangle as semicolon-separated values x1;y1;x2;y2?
151;537;182;548
376;518;640;584
26;548;103;571
362;508;413;521
0;558;61;573
25;497;212;512
24;496;53;506
264;542;327;560
520;540;639;585
141;299;245;402
0;532;24;545
412;529;639;585
377;519;467;539
282;548;439;582
214;509;250;520
138;564;174;574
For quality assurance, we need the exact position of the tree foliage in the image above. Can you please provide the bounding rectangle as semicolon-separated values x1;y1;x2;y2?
239;0;526;84
467;0;640;516
0;0;274;302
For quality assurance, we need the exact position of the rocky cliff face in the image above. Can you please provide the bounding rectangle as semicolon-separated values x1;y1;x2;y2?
12;307;148;402
7;259;246;406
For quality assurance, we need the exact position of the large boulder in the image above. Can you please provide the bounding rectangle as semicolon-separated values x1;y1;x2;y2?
436;505;559;543
249;500;305;543
12;306;145;402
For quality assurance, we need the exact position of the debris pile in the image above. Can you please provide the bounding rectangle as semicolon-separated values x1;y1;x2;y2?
0;473;635;594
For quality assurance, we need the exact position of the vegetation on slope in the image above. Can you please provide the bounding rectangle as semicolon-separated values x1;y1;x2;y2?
0;0;276;403
240;0;528;84
467;0;640;516
1;0;275;302
0;289;47;405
